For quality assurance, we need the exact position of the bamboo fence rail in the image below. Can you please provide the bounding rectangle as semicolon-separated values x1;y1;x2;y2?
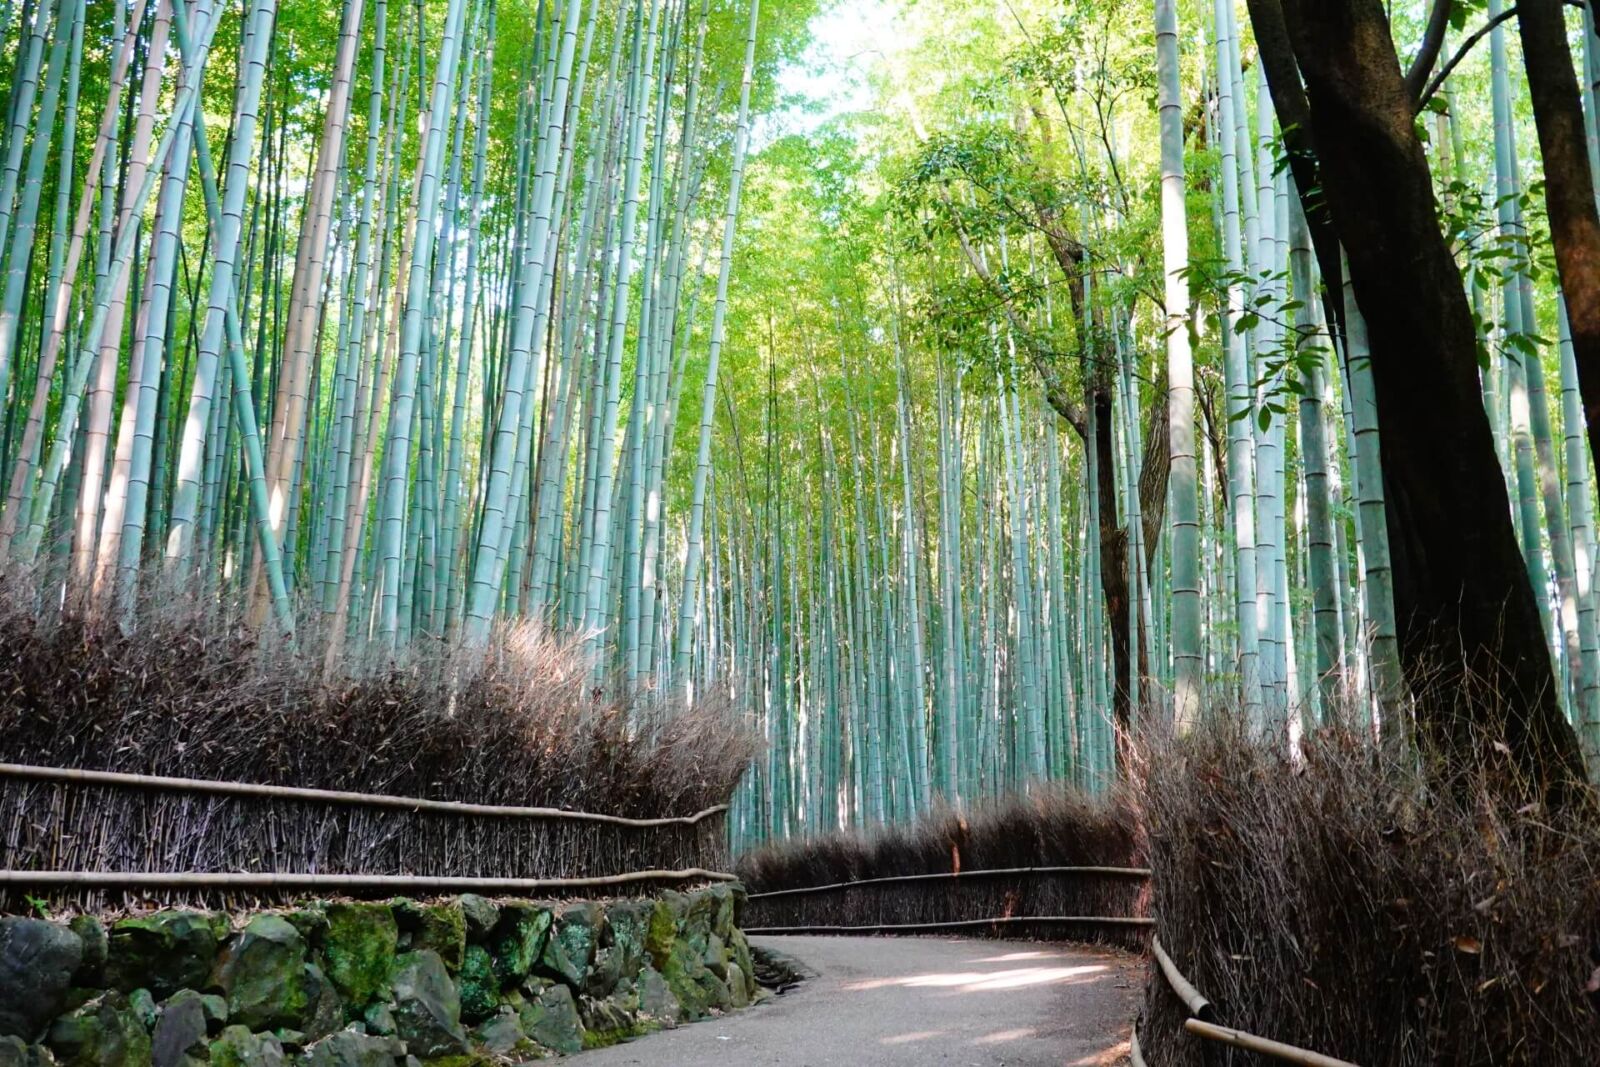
0;762;730;826
1148;935;1361;1067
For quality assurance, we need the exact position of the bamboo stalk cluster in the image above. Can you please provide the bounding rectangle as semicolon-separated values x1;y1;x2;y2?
0;0;766;692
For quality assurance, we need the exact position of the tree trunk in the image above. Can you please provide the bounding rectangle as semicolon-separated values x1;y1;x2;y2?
1266;0;1587;799
1516;0;1600;483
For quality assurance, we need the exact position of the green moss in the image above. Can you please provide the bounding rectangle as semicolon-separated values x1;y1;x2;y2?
489;904;551;986
320;903;398;1009
643;902;675;972
456;946;499;1023
391;900;466;971
579;1020;656;1050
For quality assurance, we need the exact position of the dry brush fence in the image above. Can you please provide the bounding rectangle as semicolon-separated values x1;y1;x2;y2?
736;787;1152;950
0;762;733;913
0;599;757;913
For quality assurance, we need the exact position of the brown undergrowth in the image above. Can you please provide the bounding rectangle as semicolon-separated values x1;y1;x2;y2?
736;786;1150;949
0;567;758;910
1135;715;1600;1066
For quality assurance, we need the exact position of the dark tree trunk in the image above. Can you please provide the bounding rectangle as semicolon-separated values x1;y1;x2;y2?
1258;0;1588;800
1517;0;1600;481
1094;384;1133;733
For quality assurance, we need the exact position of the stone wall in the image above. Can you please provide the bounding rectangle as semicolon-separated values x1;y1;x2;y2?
0;885;758;1067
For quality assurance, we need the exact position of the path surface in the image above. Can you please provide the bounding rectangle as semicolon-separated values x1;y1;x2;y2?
576;935;1141;1066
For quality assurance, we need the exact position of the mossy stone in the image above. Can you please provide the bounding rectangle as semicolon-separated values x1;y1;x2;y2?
158;992;226;1037
525;986;581;1056
68;917;106;988
0;1036;54;1067
642;902;675;973
389;952;467;1060
469;1011;526;1057
150;990;207;1067
302;1030;407;1067
389;903;464;972
635;967;680;1026
321;903;397;1009
603;904;647;978
577;996;642;1051
0;918;83;1042
550;906;598;986
207;1027;284;1067
106;912;226;999
454;947;497;1024
214;916;322;1032
487;905;550;987
46;993;152;1067
456;898;498;943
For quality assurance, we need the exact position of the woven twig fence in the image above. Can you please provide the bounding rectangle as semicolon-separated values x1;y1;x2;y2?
0;763;730;912
741;866;1153;950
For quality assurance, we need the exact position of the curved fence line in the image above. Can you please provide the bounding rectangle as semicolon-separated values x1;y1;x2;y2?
1150;935;1359;1067
0;762;729;827
0;867;738;891
745;865;1152;900
746;916;1155;935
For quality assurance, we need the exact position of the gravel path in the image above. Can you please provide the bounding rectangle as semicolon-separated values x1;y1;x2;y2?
574;935;1142;1066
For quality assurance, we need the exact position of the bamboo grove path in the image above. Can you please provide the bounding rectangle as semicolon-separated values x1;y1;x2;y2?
577;936;1142;1065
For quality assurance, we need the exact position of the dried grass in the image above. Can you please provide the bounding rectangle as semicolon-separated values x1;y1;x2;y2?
0;567;758;911
1135;714;1600;1066
736;786;1149;949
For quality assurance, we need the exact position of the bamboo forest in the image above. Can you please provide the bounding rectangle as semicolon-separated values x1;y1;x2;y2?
5;0;1600;1061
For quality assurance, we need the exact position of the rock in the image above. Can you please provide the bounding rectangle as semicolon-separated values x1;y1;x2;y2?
0;1037;54;1067
0;918;83;1041
471;1011;525;1056
159;993;227;1038
389;952;467;1059
602;904;647;980
46;993;152;1067
642;902;675;973
702;933;728;980
68;918;106;987
663;939;727;1020
360;1004;395;1039
125;993;157;1034
577;996;637;1049
489;905;551;987
726;963;750;1010
207;1026;285;1067
282;907;328;944
551;906;598;982
106;912;226;998
215;915;323;1032
581;946;622;1000
634;967;680;1026
303;1030;407;1067
728;929;756;998
457;897;498;942
389;902;464;972
710;886;737;941
455;946;498;1023
525;986;581;1056
304;970;344;1043
151;992;207;1067
321;904;397;1009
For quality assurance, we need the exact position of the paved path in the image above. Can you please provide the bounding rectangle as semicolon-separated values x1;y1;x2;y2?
576;935;1141;1066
